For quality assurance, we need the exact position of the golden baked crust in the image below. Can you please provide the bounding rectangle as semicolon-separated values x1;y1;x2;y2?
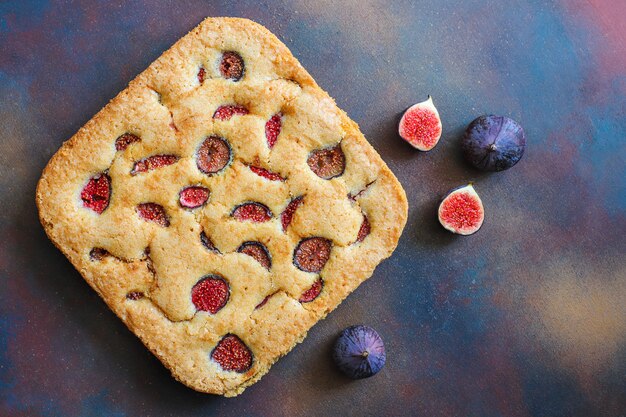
36;17;407;396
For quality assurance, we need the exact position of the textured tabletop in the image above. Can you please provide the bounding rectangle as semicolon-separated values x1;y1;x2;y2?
1;1;624;416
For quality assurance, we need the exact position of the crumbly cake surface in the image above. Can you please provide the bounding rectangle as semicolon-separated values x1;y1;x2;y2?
36;17;408;396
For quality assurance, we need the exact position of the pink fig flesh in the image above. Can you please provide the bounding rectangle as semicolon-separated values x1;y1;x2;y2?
115;133;141;151
211;334;253;373
293;237;332;273
249;165;284;181
398;96;442;151
231;202;272;223
299;278;323;303
213;104;249;121
179;186;210;209
192;275;230;314
131;155;178;175
196;135;231;175
136;203;170;227
81;173;111;214
237;241;271;270
438;184;484;235
281;196;303;231
307;144;345;179
265;113;282;148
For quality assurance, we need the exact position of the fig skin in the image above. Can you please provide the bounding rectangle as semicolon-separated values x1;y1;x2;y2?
398;96;442;151
462;115;526;171
332;325;386;379
438;184;484;235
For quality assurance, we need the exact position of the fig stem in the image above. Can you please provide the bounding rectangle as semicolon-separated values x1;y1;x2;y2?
488;143;497;152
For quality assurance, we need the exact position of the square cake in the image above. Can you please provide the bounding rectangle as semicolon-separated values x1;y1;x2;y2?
36;17;408;396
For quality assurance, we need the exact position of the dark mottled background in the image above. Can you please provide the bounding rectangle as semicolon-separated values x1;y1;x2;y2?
1;1;625;416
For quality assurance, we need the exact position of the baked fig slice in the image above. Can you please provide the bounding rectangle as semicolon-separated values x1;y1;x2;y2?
179;186;210;209
307;144;345;179
438;184;484;235
81;173;111;214
219;51;245;81
398;96;442;151
265;113;282;148
211;334;253;373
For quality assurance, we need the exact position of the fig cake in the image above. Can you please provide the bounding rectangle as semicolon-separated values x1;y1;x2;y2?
36;17;407;396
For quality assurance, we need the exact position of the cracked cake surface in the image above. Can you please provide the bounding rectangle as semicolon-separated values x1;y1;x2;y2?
36;17;408;396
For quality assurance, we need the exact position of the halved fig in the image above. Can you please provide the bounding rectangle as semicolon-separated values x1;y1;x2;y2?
293;237;332;273
438;184;484;235
81;173;111;214
237;241;271;270
136;203;170;227
231;202;272;223
213;104;249;121
299;277;323;303
191;275;230;314
307;144;345;179
248;165;284;181
115;133;141;151
265;113;282;148
281;196;303;231
211;334;253;373
196;135;231;175
398;96;442;151
179;186;210;209
131;155;178;175
219;51;244;81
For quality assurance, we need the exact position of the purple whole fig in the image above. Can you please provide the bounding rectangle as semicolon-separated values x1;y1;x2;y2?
462;115;526;171
333;325;386;379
